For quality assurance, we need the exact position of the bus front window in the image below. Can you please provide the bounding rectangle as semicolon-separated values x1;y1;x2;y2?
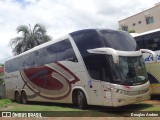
112;56;148;86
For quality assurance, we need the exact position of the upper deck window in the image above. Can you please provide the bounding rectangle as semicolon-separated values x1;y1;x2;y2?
71;30;103;58
99;30;137;51
5;39;77;73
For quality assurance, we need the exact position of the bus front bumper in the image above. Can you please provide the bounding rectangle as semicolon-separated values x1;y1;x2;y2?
111;90;151;107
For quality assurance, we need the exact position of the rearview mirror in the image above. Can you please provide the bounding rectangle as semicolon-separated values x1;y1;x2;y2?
87;48;119;63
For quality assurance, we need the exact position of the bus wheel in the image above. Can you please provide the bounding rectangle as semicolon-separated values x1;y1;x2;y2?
21;91;27;104
77;90;87;109
15;91;21;103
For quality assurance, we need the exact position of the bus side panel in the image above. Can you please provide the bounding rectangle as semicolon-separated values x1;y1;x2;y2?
4;37;91;105
143;52;160;95
4;71;26;100
4;63;79;103
146;63;160;94
4;61;89;104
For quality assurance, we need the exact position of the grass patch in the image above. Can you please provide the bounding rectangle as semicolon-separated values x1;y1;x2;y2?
0;99;12;108
8;102;82;111
0;100;160;117
140;105;160;111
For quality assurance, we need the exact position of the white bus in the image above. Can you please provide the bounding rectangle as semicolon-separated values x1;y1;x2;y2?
4;29;154;109
132;28;160;95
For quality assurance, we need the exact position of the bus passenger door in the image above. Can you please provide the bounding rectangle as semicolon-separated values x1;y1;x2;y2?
101;81;113;106
87;54;114;106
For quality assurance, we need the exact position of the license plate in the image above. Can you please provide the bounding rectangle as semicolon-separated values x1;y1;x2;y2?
136;96;142;101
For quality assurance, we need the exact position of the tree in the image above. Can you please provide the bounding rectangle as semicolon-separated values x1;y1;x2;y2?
10;24;51;55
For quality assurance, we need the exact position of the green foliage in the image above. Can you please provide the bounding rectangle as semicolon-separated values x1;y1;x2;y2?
0;100;160;117
0;99;12;108
10;23;52;55
129;30;136;33
0;64;4;66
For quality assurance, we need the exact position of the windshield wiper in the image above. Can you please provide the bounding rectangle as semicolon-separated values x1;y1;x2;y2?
119;74;132;85
119;78;129;85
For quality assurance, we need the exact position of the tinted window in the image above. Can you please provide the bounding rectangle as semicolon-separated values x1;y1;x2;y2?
5;56;24;72
5;39;77;73
46;43;57;63
5;60;14;73
71;30;103;58
32;47;50;67
135;36;145;49
35;51;39;56
31;39;77;67
71;30;113;81
47;44;57;55
22;54;31;69
99;30;138;51
84;54;113;81
56;39;77;62
135;31;160;51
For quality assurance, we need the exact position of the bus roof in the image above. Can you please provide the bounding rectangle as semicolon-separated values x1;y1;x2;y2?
131;28;160;37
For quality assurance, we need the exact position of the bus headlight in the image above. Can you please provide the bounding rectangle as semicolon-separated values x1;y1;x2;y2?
116;88;149;95
116;89;126;94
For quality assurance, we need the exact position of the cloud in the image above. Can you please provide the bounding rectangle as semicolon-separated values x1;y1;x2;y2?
0;0;160;63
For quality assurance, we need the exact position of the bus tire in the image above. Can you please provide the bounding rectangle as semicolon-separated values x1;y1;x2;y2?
21;91;27;104
77;90;87;109
15;91;21;103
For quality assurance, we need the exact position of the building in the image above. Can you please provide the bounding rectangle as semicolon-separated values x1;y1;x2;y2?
118;2;160;33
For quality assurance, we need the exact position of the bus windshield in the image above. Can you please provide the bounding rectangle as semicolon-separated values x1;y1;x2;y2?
99;30;138;51
111;56;148;86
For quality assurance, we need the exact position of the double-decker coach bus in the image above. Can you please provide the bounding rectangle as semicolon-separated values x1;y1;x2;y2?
132;28;160;95
4;29;155;109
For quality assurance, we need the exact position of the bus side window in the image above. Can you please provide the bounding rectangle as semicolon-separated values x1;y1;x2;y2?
135;36;144;49
56;39;78;62
33;48;50;66
31;51;39;67
85;54;111;82
5;61;9;73
6;57;23;72
10;59;16;72
17;57;23;70
22;54;31;69
46;43;57;63
35;51;39;56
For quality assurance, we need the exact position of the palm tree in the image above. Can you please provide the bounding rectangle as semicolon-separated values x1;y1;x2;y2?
10;24;51;55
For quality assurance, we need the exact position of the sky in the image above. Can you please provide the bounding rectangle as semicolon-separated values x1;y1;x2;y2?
0;0;160;63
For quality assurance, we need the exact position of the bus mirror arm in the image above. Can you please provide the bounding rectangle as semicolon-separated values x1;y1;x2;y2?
140;49;157;62
87;48;119;63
